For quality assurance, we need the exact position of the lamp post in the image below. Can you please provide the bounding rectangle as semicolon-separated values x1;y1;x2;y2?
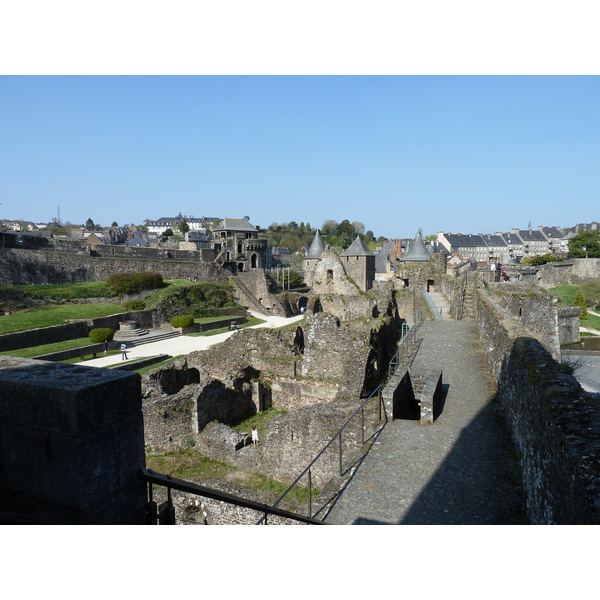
583;246;588;259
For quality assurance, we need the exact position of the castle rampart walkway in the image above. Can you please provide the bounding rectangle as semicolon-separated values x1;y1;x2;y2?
324;318;527;524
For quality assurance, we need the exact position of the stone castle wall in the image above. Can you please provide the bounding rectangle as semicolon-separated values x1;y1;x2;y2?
510;257;600;287
475;288;600;524
0;248;228;286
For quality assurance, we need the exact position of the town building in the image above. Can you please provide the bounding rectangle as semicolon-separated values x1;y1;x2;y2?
212;218;268;273
143;214;219;236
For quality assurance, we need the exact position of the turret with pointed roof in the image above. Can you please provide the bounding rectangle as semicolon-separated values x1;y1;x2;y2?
341;236;375;258
303;230;325;288
340;236;376;291
306;230;325;259
401;230;431;262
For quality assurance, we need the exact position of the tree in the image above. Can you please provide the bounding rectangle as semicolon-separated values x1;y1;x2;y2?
163;228;173;237
111;221;118;227
568;230;600;258
85;218;96;230
352;221;365;235
574;289;588;319
179;219;190;235
521;254;563;266
579;279;600;308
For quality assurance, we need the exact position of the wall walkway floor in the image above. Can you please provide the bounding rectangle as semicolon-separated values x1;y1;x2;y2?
323;319;528;525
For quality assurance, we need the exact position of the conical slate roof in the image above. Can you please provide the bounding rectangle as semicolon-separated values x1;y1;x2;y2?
306;230;325;258
402;230;431;261
341;237;375;257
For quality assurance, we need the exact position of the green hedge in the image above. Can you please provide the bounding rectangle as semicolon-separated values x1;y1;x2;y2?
89;328;114;343
107;272;164;294
171;315;195;328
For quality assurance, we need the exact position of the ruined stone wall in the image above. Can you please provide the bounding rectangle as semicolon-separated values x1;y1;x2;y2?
475;290;600;524
558;307;582;345
481;283;581;357
340;254;375;292
395;254;447;291
234;270;288;316
92;244;217;264
140;311;399;485
476;287;564;374
300;312;387;401
311;250;361;297
0;248;229;285
496;337;600;524
485;284;561;358
440;273;466;319
194;399;378;490
511;258;600;287
155;477;300;525
142;391;199;453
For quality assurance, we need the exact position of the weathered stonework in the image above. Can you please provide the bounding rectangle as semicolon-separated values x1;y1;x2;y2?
0;248;229;286
0;357;147;524
139;307;401;496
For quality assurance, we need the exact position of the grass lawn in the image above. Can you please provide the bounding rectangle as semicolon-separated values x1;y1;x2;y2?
548;285;600;331
145;448;313;506
582;311;600;331
145;407;315;506
0;303;123;335
0;337;94;358
0;281;117;299
549;284;580;305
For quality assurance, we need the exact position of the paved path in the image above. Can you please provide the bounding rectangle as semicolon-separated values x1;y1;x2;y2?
77;312;304;368
324;318;527;525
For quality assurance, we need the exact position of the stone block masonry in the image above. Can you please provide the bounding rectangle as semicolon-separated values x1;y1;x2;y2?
0;248;229;286
496;337;600;524
0;356;147;524
475;286;600;524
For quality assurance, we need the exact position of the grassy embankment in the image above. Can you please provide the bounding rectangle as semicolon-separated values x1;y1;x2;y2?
0;279;265;366
549;284;600;333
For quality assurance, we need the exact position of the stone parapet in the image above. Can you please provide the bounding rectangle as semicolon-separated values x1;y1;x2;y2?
0;357;146;524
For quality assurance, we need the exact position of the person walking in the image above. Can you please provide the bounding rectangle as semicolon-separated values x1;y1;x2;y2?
121;343;128;360
251;425;259;447
103;340;109;354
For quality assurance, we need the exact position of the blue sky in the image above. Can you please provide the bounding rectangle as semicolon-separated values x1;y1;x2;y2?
1;75;599;239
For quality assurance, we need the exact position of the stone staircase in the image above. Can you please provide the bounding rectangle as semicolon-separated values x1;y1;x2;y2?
115;329;181;348
461;284;476;320
233;276;269;315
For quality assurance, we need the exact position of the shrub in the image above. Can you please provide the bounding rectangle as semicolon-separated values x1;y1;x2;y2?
574;289;588;319
107;272;164;294
89;328;114;343
171;315;194;328
123;299;145;311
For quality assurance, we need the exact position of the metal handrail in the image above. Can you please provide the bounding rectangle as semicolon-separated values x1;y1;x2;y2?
141;468;327;525
388;307;426;376
256;383;386;524
143;307;429;525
